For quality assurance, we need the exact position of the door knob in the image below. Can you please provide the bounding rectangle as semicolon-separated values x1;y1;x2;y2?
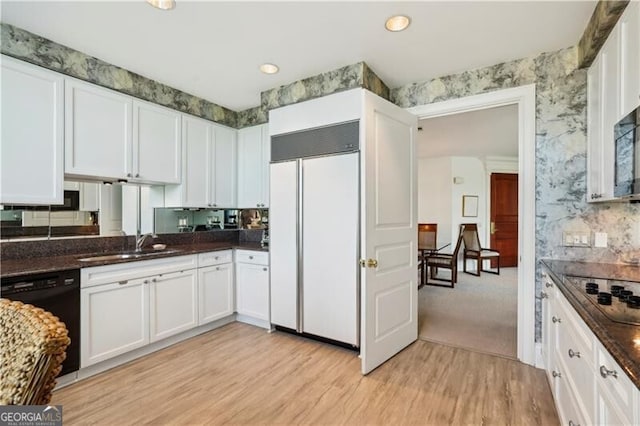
367;259;378;268
490;221;496;234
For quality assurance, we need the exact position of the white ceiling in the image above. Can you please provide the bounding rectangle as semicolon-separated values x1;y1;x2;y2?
1;1;596;112
417;104;519;159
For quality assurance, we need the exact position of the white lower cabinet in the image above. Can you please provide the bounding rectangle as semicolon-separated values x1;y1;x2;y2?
198;251;234;325
81;278;149;367
235;250;269;325
542;271;639;425
81;255;198;367
149;269;197;342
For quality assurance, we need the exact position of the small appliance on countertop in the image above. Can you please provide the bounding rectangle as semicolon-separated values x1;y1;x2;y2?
566;275;640;326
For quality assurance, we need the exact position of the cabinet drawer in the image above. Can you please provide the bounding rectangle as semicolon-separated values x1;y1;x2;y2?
81;255;198;288
235;249;268;265
555;359;589;426
198;250;233;267
596;342;635;416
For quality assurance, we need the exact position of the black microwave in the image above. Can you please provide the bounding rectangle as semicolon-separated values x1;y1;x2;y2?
614;107;640;199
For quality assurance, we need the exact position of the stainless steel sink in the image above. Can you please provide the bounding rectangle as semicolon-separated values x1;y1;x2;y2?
78;249;182;262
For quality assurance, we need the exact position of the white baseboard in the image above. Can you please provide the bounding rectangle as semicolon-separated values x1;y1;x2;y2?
236;314;271;330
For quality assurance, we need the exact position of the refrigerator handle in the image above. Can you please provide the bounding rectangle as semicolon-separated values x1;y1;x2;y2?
296;158;304;334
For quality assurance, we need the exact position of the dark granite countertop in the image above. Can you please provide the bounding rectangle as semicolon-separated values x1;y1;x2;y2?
541;259;640;389
0;242;268;279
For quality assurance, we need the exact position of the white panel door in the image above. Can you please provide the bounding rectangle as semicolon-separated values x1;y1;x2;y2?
1;56;64;205
212;124;237;207
600;29;620;201
198;263;234;325
80;278;149;367
302;153;359;345
361;91;418;374
149;270;198;342
65;78;132;179
269;160;298;330
133;99;181;184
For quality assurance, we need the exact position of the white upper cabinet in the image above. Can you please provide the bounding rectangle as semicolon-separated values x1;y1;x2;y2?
586;3;639;203
212;125;237;207
620;0;640;116
1;56;64;205
237;124;270;208
133;99;181;184
65;79;181;184
65;78;132;181
164;115;236;208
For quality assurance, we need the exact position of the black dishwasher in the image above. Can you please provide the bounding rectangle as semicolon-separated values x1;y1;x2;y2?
1;269;80;376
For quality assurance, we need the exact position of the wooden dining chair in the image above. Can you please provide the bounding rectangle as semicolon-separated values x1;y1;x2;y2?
461;223;500;276
425;226;464;288
417;224;437;287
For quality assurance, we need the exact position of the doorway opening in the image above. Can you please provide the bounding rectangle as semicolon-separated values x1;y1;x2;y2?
408;84;537;366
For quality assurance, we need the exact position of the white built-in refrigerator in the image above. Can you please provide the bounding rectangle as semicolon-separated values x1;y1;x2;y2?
269;121;359;346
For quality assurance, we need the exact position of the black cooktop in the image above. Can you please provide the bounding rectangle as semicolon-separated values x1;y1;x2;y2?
566;276;640;326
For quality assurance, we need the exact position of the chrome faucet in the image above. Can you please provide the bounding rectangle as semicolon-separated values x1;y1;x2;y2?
135;233;157;252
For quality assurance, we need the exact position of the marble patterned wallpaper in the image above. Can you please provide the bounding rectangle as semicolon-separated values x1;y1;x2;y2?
392;45;640;340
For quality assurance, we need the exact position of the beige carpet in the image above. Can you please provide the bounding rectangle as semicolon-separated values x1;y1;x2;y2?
418;266;518;359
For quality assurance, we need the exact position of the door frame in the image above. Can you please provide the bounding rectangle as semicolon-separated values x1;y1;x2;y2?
407;84;536;366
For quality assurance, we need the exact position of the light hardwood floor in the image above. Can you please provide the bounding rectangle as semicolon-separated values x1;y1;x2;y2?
53;323;558;425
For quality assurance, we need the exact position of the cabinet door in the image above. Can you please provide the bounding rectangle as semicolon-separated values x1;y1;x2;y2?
236;263;269;321
237;125;265;208
165;114;209;207
620;0;640;117
80;182;100;212
600;29;620;201
133;99;181;184
261;124;271;207
198;263;234;325
211;124;237;207
587;55;604;202
1;56;63;205
149;269;197;342
80;279;149;367
65;78;132;180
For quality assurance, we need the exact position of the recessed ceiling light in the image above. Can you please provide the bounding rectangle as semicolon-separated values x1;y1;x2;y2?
146;0;175;10
385;15;410;32
260;63;279;74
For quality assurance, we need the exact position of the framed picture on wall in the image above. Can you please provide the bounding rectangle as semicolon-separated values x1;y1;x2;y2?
462;195;478;217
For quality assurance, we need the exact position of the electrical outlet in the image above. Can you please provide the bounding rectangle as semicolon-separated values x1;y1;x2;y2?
594;232;608;248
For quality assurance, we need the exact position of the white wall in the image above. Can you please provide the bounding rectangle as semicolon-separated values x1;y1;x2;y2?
418;156;488;250
451;157;488;246
418;157;452;244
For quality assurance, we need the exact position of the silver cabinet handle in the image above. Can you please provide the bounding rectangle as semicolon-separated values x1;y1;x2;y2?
152;278;157;283
118;280;128;285
263;267;268;271
541;291;548;299
552;316;561;323
214;256;219;260
600;365;618;379
552;370;561;378
216;267;220;271
143;280;149;284
545;282;553;288
568;349;581;358
569;420;580;426
249;255;254;260
135;173;140;178
126;173;132;177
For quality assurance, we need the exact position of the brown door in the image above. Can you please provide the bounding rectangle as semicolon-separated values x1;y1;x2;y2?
490;173;518;267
